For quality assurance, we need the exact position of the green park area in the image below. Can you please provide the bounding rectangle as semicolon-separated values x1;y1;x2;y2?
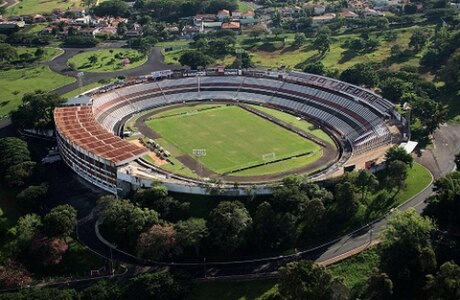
7;0;84;16
146;104;323;176
67;49;147;73
15;46;63;62
0;65;75;117
163;26;431;71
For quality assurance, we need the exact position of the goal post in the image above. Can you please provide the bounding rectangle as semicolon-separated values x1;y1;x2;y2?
262;152;276;161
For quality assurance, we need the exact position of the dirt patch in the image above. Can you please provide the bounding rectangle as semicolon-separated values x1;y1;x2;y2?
129;139;167;166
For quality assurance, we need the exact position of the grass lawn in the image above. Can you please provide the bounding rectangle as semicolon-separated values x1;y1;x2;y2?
0;65;75;117
23;23;49;34
191;279;277;300
61;78;117;99
237;0;254;12
67;49;147;73
393;162;432;205
7;0;83;16
16;46;63;62
156;41;190;47
146;105;322;175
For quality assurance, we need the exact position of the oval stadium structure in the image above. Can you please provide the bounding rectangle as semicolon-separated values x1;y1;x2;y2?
54;69;407;196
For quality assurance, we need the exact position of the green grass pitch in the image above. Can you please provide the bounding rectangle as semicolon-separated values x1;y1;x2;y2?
146;105;322;175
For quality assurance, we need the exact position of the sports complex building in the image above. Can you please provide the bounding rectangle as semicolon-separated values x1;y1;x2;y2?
54;69;408;196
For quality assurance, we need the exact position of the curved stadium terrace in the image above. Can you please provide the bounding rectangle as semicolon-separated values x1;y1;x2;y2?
54;69;407;196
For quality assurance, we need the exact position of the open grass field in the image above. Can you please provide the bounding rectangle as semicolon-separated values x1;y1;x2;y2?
0;65;75;117
7;0;83;16
16;46;63;62
67;49;147;73
146;105;322;175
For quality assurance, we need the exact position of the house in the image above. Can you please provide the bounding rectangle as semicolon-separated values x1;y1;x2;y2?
311;13;336;27
183;25;200;37
32;14;47;23
192;14;216;26
216;9;230;21
95;26;117;36
72;16;91;25
124;28;142;37
363;7;385;16
313;5;327;15
340;9;359;18
232;9;243;18
202;21;222;33
239;17;260;26
77;28;97;36
241;11;255;18
0;21;26;30
221;21;240;30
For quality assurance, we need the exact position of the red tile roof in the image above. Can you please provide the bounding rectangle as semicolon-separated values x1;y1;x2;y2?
54;105;147;165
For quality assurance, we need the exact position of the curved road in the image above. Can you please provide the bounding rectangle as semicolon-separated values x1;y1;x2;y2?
47;43;182;95
76;123;460;279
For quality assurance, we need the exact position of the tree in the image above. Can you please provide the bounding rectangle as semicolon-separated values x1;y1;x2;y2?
442;49;460;93
387;160;409;193
412;97;448;135
379;77;412;103
34;47;45;58
123;272;190;300
303;62;326;76
334;180;359;221
88;54;98;64
313;31;330;55
134;184;168;205
174;218;208;256
380;209;436;291
93;0;129;17
80;280;120;300
96;196;159;246
362;270;394;300
354;169;378;203
0;137;31;178
340;63;379;87
208;201;252;253
0;42;17;63
137;224;179;259
11;91;65;130
231;51;253;69
43;204;77;237
4;161;36;187
385;145;413;167
0;260;32;289
293;32;306;48
424;171;460;230
425;261;460;300
179;51;214;69
409;29;430;52
15;213;42;248
390;44;403;57
16;183;48;212
278;260;348;300
29;235;69;266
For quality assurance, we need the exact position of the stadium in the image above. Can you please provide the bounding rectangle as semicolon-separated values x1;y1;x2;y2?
53;69;407;196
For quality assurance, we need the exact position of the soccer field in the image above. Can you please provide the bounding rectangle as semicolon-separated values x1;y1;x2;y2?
145;105;323;175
